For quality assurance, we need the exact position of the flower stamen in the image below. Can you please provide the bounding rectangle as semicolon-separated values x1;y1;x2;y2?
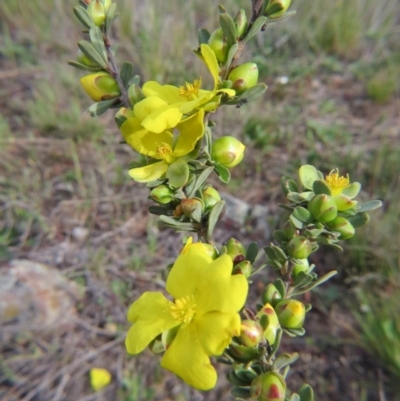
170;295;197;325
325;169;350;195
179;78;202;100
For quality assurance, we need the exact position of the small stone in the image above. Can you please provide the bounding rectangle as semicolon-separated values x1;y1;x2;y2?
71;226;89;242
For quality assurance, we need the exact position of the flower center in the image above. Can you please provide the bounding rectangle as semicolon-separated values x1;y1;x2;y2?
324;169;350;195
179;78;202;100
156;142;173;162
170;295;196;326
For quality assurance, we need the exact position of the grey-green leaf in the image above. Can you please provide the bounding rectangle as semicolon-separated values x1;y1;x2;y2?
89;27;107;65
313;179;331;195
78;40;108;69
120;61;134;89
198;28;211;45
299;384;314;401
246;242;259;263
347;212;370;228
219;13;238;45
272;352;299;371
87;99;118;117
357;200;382;213
207;201;226;240
68;61;102;72
244;16;267;42
73;6;95;29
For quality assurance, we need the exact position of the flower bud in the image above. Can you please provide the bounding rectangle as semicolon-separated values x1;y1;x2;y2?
262;284;283;306
275;299;305;329
308;194;338;223
234;8;248;37
180;198;204;218
202;186;221;210
226;238;246;260
287;236;312;259
282;221;296;239
265;0;292;19
87;0;106;26
233;260;252;278
332;194;357;211
115;107;134;127
128;84;144;106
80;72;120;102
250;372;286;401
257;303;280;346
208;28;229;64
326;216;355;240
149;185;175;204
239;320;264;347
211;136;245;168
292;258;310;277
228;63;259;96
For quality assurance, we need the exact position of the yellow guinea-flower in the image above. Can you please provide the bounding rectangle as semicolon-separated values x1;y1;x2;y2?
125;238;249;390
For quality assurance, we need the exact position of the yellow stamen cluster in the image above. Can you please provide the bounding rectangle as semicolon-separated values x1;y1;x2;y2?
179;78;202;100
156;142;173;158
325;169;350;195
170;295;197;325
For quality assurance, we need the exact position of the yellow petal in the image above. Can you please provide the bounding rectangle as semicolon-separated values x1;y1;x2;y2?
90;368;112;391
178;91;215;114
120;116;148;144
195;254;248;314
134;96;168;122
200;44;219;89
166;245;213;300
173;109;205;158
142;81;182;103
128;161;168;183
125;292;179;354
195;311;241;356
161;324;217;390
127;129;173;158
141;106;183;134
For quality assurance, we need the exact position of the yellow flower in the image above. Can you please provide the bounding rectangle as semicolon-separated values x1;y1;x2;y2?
125;242;249;390
90;368;112;391
135;44;235;134
324;169;350;195
121;109;204;183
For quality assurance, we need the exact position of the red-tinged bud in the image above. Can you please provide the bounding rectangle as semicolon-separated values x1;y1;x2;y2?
308;194;338;223
250;372;286;401
292;258;310;277
180;198;204;218
87;0;106;26
228;63;259;96
202;186;221;210
234;8;248;37
208;28;229;64
326;216;355;240
332;194;357;211
257;303;280;345
211;136;245;168
115;107;134;127
287;236;312;259
80;72;120;102
275;299;305;329
262;284;283;306
239;320;264;347
226;238;246;260
265;0;292;19
233;260;252;278
149;185;175;204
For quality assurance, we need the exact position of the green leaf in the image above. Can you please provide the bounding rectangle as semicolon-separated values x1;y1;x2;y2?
73;6;95;29
158;216;197;232
313;179;331;195
67;61;102;72
270;328;283;358
292;270;337;295
293;271;313;287
214;163;231;183
207;201;226;240
198;28;211;45
105;2;117;35
273;278;286;298
89;27;107;65
273;230;287;245
244;16;267;42
299;384;314;401
87;99;119;117
166;159;189;188
289;214;303;229
225;42;239;67
187;166;214;198
78;40;108;69
148;205;170;216
231;386;251;399
219;13;238;45
280;176;299;195
290;394;301;401
342;182;361;198
284;327;306;337
246;242;259;263
347;212;370;228
357;200;382;213
292;206;313;223
120;61;134;89
272;352;299;371
299;165;321;190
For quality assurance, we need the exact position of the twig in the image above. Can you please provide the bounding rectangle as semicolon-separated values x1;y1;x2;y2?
51;373;70;401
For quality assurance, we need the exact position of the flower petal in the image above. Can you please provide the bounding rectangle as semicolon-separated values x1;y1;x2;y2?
141;106;183;133
127;129;173;158
195;311;241;356
166;245;212;300
161;324;217;390
142;81;182;104
173;109;205;158
195;254;248;314
200;44;219;89
120;116;148;143
128;161;168;183
134;96;168;122
125;292;179;354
